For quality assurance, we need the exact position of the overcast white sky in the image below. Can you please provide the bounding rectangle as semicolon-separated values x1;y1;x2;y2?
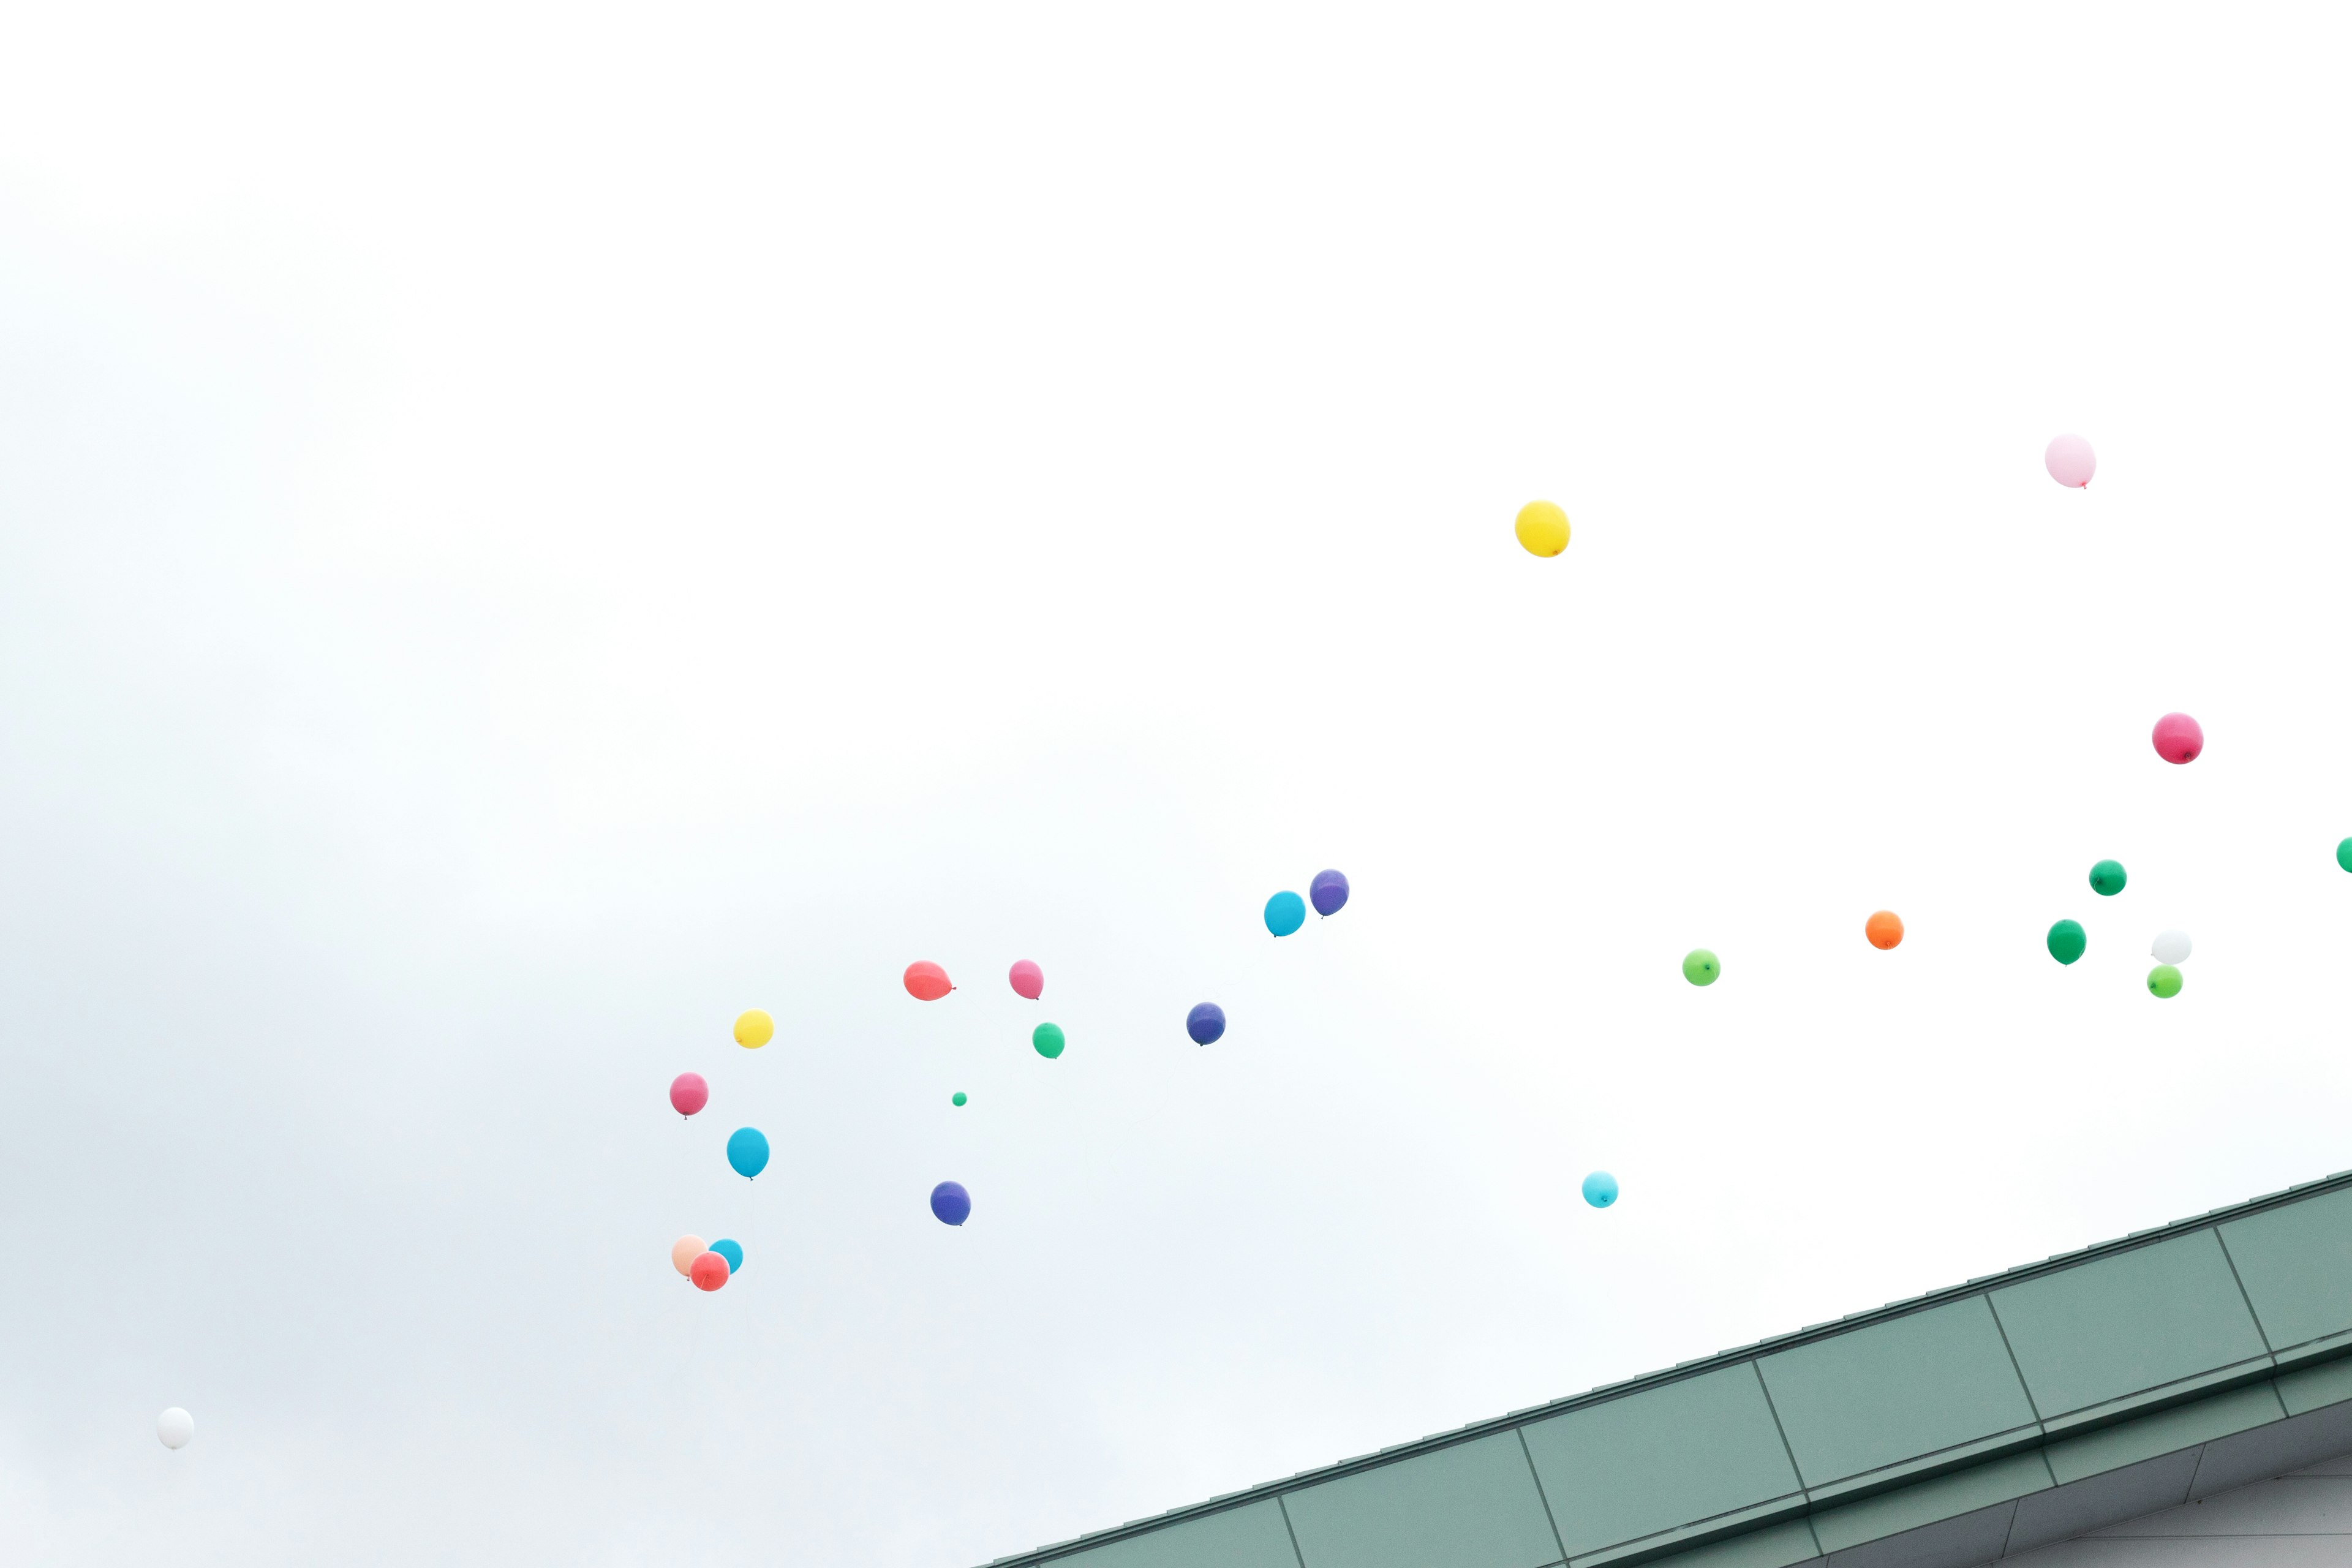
4;5;2352;1565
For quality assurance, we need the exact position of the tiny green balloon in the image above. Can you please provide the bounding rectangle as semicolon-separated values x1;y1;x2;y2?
2089;859;2127;896
2147;963;2183;998
2047;919;2087;965
1681;949;1720;987
951;1091;967;1106
1033;1022;1066;1060
2338;837;2352;873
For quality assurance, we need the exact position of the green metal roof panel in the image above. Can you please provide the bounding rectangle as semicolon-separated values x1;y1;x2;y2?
1804;1449;2049;1555
1521;1365;1800;1559
1755;1298;2037;1487
2221;1185;2352;1354
2039;1382;2283;1486
1039;1501;1301;1568
1281;1432;1563;1568
1987;1230;2269;1419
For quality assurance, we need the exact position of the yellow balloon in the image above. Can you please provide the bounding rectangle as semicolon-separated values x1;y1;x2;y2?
733;1009;774;1049
1515;500;1570;557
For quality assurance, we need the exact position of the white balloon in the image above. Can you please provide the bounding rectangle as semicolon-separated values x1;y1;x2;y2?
2151;930;2192;965
156;1408;194;1450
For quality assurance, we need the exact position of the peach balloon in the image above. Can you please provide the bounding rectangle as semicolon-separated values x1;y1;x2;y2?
2045;434;2095;488
1864;911;1904;950
671;1235;705;1276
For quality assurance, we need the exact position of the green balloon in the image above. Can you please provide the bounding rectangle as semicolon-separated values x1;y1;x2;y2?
951;1091;967;1106
2338;837;2352;873
2147;964;2183;998
1681;949;1720;987
2089;859;2127;896
1033;1022;1066;1059
2046;919;2086;965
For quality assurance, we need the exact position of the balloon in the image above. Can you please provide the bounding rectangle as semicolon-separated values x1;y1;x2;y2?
904;962;952;1001
1864;911;1904;951
931;1181;971;1226
1682;949;1719;986
2147;964;2183;999
668;1072;709;1118
710;1238;743;1275
1310;869;1351;917
2047;919;2086;965
726;1126;771;1180
951;1091;967;1107
1581;1172;1619;1208
2090;859;2127;896
1515;500;1570;557
671;1235;705;1276
1033;1022;1065;1060
157;1408;193;1450
1008;960;1044;1000
2152;929;2192;965
734;1009;774;1049
2152;712;2203;765
2340;837;2352;873
2045;434;2096;488
1186;1003;1226;1045
1264;891;1306;937
690;1250;730;1291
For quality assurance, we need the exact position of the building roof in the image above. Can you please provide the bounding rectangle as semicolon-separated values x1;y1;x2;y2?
977;1169;2352;1568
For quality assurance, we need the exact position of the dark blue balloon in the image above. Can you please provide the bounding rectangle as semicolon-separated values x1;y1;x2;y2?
1310;869;1349;916
1186;1002;1226;1046
726;1126;771;1180
710;1237;744;1275
930;1180;971;1226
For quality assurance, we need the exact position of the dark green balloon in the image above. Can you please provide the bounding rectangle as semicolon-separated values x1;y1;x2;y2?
2147;964;2182;998
1033;1022;1065;1060
2047;919;2086;965
2338;838;2352;873
2089;859;2127;896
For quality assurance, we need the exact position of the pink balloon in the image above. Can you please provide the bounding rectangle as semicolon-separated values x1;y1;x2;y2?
690;1250;731;1291
668;1072;709;1118
671;1235;705;1276
2152;712;2203;764
1008;960;1043;1000
2045;434;2096;488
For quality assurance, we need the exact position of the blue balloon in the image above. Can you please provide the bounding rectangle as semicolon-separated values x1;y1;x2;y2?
930;1180;971;1226
1186;1002;1226;1046
1581;1171;1619;1209
1310;869;1350;917
1264;891;1306;937
710;1237;743;1275
726;1126;771;1180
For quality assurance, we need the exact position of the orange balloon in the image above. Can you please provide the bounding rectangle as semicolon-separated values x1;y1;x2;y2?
671;1235;706;1276
1864;910;1904;951
903;961;952;1001
690;1250;731;1291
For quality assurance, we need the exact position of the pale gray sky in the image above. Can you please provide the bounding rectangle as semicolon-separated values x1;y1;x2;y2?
4;5;2352;1564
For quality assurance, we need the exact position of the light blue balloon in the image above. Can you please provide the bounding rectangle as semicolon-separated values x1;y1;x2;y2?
1581;1171;1619;1209
1264;890;1306;937
726;1126;771;1180
710;1238;743;1275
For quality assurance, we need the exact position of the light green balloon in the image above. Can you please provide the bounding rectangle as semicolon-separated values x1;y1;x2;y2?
1033;1022;1066;1059
1682;949;1720;987
2046;919;2086;965
2147;964;2182;998
951;1091;967;1107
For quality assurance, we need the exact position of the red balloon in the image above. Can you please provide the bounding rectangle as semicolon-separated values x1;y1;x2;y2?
690;1250;731;1291
903;961;952;1001
668;1072;709;1118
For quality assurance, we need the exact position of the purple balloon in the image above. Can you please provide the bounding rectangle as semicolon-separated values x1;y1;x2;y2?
930;1181;971;1226
1310;869;1349;917
1186;1003;1226;1046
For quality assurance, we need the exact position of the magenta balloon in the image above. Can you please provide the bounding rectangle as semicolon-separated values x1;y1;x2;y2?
669;1072;709;1118
2045;434;2095;488
2152;712;2203;764
1008;960;1043;1000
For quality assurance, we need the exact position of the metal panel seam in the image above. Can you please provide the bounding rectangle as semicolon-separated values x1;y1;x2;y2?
1982;1295;2048;1427
1276;1494;1308;1568
1516;1426;1572;1568
2210;1227;2278;1355
1746;1360;1811;1492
